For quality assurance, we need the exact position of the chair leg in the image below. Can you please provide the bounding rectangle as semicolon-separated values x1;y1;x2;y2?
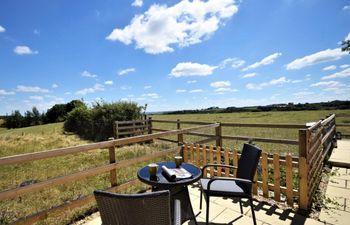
239;199;243;214
249;198;257;225
200;190;203;210
206;195;210;225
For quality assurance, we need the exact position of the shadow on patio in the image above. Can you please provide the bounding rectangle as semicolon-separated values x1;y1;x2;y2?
81;184;322;225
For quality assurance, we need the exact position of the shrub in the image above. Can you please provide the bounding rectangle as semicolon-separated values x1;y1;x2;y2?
64;101;142;141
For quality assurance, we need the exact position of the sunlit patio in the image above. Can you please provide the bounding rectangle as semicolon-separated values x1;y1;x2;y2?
80;184;322;225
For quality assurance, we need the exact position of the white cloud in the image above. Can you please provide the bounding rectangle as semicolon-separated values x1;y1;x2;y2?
16;85;49;93
144;85;152;89
219;58;245;69
170;62;217;77
104;80;113;85
132;0;143;7
29;95;44;101
241;72;257;78
52;84;58;88
189;89;204;93
269;76;289;85
75;84;105;95
118;68;135;75
81;70;97;78
64;92;71;95
106;0;238;54
286;48;348;70
142;93;160;99
210;81;231;88
187;80;197;84
340;64;349;69
291;79;302;83
321;68;350;80
13;46;38;55
214;87;237;93
343;5;350;10
310;81;344;88
0;25;5;32
176;89;187;93
246;76;290;90
0;89;15;95
242;52;282;71
322;65;337;71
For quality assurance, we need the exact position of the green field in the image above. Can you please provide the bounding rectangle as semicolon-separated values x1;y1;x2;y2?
151;109;350;155
0;110;349;224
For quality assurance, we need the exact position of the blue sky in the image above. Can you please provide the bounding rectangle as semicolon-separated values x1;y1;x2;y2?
0;0;349;115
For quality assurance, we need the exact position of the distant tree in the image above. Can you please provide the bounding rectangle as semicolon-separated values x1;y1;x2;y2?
66;99;86;112
46;100;86;123
5;110;24;128
32;107;41;125
24;110;33;126
46;104;67;123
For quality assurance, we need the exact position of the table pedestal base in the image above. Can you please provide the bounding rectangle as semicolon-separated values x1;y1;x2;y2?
153;185;198;225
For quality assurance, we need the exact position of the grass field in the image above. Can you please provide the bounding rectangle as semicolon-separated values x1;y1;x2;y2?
0;110;349;224
151;109;350;155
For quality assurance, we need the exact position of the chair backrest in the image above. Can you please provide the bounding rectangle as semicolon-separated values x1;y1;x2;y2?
94;190;171;225
236;143;262;181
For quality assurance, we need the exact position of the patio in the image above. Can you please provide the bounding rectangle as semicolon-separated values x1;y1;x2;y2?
80;184;322;225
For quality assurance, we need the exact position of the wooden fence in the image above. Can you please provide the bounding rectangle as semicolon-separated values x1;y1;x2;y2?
114;119;152;139
152;114;337;210
298;114;337;210
0;123;219;225
182;144;299;207
151;119;303;146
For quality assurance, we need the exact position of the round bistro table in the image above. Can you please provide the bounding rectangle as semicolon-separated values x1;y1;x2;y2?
137;162;201;225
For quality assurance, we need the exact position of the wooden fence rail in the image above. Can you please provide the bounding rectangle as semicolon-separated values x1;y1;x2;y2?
152;119;302;147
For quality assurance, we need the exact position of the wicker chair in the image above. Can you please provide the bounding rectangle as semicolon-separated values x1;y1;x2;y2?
200;143;262;225
94;190;181;225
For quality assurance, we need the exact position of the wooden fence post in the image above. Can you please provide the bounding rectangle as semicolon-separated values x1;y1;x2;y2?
148;117;153;143
177;119;183;146
115;121;119;139
215;122;222;147
298;129;309;211
108;137;117;187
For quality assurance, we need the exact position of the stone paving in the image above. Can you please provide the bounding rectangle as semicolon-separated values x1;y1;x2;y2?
81;184;321;225
319;140;350;225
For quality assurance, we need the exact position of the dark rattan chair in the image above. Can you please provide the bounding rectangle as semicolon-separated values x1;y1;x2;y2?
200;143;262;225
94;190;181;225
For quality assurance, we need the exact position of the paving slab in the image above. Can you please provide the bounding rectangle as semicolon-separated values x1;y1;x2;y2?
319;140;350;225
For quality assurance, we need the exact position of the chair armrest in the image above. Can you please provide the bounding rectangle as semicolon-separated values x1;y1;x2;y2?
202;164;238;176
207;177;252;191
173;199;181;225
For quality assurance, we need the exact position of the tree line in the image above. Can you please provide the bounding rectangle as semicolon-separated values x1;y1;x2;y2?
162;100;350;115
3;100;85;129
2;100;144;142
